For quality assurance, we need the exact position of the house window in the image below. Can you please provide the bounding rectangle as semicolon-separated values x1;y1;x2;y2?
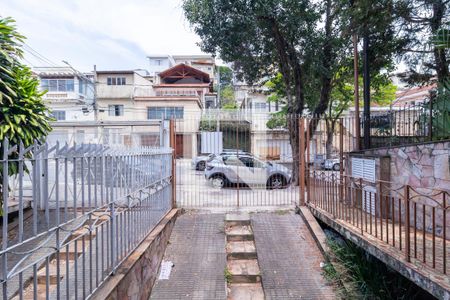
41;79;74;92
108;105;124;116
51;110;66;121
107;77;126;85
147;107;184;120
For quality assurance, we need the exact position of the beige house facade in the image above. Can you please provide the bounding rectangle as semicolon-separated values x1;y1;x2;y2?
95;64;213;156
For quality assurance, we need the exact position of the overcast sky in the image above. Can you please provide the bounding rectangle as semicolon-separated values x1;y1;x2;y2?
0;0;206;72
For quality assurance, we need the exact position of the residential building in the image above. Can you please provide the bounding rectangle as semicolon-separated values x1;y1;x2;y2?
172;55;215;80
147;55;175;78
234;81;290;162
95;69;153;121
34;66;95;122
147;54;216;83
135;63;214;157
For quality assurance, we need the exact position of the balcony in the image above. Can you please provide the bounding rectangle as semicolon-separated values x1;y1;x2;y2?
43;91;91;104
155;89;199;97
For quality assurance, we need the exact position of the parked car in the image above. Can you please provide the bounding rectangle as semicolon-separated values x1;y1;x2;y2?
191;149;251;171
221;149;252;156
192;153;216;171
322;158;342;171
311;154;326;169
204;154;292;189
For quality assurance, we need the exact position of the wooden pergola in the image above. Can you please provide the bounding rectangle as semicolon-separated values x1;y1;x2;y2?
159;63;210;84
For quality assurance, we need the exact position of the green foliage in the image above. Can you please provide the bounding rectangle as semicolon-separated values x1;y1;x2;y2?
434;22;450;49
216;65;233;87
222;102;237;110
396;0;449;84
431;81;450;139
224;267;232;284
326;237;431;299
0;17;52;215
220;85;236;109
266;110;288;130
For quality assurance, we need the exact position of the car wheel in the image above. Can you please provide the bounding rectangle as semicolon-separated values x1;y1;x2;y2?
267;175;286;189
211;174;226;188
197;161;206;171
332;163;340;171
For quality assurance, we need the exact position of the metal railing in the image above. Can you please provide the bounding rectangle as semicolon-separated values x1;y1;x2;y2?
0;138;173;299
308;171;449;276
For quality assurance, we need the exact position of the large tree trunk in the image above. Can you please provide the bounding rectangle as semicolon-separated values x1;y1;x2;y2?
261;16;305;185
325;119;337;159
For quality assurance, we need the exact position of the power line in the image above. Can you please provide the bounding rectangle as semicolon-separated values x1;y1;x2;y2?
22;43;61;67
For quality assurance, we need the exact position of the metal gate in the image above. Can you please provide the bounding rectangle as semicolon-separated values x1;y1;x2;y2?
173;112;300;208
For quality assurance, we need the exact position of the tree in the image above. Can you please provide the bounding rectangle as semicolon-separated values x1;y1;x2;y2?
220;86;236;109
396;0;449;84
183;0;350;183
324;73;397;157
0;17;52;215
183;0;406;182
216;65;233;87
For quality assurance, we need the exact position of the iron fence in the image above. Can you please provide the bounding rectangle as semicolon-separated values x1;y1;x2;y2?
308;171;449;276
0;137;173;299
175;113;299;208
48;120;168;149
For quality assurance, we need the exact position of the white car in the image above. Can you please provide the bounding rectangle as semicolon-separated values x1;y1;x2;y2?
204;154;292;189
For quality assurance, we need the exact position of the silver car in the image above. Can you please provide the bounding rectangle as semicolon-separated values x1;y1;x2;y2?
192;153;216;171
323;158;341;171
204;154;292;189
192;150;251;171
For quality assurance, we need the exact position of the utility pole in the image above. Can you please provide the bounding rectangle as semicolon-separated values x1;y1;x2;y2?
353;34;361;151
216;66;221;133
350;0;361;151
217;66;221;108
93;65;98;121
63;60;98;121
363;34;371;149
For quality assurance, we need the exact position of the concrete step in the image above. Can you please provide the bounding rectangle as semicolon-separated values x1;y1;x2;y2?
227;241;257;260
226;225;254;242
21;283;50;300
225;213;251;226
227;259;261;283
228;283;265;300
59;240;90;260
68;226;97;241
85;213;110;225
37;260;68;284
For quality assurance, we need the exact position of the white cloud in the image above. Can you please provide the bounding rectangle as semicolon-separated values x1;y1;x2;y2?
0;0;205;71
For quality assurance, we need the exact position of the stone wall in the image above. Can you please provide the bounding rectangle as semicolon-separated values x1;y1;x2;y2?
364;141;450;193
362;141;449;237
92;209;178;300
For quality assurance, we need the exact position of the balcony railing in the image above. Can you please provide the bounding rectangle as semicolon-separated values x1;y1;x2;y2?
155;89;199;97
